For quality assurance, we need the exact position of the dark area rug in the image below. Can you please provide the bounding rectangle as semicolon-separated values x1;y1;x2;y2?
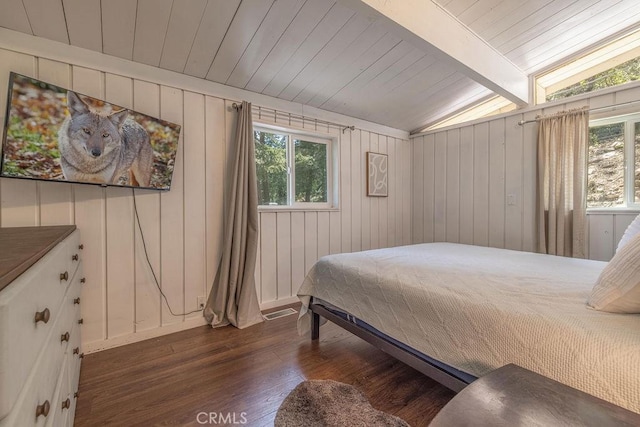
275;379;411;427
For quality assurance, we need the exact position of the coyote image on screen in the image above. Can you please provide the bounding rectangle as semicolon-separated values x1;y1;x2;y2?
58;91;154;186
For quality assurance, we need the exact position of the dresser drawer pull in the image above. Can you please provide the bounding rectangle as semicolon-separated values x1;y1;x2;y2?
36;400;50;418
78;318;84;324
72;254;79;261
34;308;50;324
61;398;71;410
73;347;80;355
73;297;81;305
61;332;70;343
80;277;86;284
79;244;84;250
60;271;69;281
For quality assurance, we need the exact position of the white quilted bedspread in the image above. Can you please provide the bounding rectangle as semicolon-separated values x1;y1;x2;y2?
297;243;640;413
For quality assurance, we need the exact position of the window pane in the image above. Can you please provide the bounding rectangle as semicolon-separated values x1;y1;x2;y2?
635;122;640;203
546;57;640;102
294;139;327;203
254;130;287;205
588;123;625;207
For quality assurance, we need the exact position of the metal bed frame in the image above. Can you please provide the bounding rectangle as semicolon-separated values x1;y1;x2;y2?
309;299;476;392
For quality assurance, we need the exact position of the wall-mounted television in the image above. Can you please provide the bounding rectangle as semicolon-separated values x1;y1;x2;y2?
1;72;180;191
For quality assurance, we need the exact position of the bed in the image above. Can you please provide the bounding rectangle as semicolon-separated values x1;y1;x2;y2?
297;243;640;413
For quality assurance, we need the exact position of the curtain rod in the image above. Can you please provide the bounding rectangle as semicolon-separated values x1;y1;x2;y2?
517;99;640;125
232;102;355;132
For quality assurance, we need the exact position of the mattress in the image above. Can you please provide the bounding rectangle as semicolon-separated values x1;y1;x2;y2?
297;243;640;413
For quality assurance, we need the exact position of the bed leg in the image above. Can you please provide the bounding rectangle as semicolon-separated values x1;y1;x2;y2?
311;311;320;340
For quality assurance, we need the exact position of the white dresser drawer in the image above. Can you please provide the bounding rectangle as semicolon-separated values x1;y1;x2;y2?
64;232;82;286
64;270;82;389
65;320;81;427
55;266;83;358
67;317;82;397
66;390;77;427
45;358;70;427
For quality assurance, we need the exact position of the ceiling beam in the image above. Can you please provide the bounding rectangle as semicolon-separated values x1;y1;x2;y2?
337;0;529;105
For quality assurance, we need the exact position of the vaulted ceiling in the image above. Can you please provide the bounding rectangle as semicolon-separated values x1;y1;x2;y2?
1;0;639;132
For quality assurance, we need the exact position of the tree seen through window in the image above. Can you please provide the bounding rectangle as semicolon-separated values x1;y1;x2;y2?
254;130;287;205
587;115;640;208
294;139;327;203
254;129;330;206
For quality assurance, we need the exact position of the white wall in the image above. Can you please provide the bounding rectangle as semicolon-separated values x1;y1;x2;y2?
0;34;411;352
587;211;639;261
411;82;640;259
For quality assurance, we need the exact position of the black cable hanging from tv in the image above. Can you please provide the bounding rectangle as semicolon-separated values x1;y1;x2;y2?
132;188;203;317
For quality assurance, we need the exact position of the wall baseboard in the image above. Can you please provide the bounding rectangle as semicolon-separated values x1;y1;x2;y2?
260;296;300;311
84;296;302;353
83;316;209;354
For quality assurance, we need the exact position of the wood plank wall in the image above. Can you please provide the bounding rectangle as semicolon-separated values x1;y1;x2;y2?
252;108;412;307
0;48;411;352
411;84;640;260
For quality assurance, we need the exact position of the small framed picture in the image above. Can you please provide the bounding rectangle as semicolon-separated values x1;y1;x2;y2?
366;152;388;197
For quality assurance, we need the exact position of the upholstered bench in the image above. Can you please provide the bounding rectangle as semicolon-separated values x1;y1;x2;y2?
430;364;640;427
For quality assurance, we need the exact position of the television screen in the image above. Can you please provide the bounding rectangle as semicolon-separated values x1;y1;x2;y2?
1;72;180;190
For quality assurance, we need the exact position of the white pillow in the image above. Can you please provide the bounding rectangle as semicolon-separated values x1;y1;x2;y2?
589;231;640;313
617;213;640;252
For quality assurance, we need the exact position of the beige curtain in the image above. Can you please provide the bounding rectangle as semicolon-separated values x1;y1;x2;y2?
536;108;588;258
204;101;263;329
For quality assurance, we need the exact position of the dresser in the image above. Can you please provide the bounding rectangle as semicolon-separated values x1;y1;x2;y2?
0;226;83;427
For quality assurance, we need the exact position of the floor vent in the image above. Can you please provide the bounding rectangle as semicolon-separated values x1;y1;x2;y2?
263;307;298;321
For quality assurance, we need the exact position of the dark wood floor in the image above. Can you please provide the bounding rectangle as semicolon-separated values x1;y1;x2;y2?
75;304;454;426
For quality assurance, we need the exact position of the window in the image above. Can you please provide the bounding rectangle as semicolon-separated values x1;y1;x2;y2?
536;29;640;103
587;113;640;208
545;57;640;102
253;126;334;208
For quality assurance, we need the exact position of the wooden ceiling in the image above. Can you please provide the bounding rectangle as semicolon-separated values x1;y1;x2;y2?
1;0;639;132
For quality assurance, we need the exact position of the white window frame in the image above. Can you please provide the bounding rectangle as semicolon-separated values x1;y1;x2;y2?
254;123;336;210
588;112;640;210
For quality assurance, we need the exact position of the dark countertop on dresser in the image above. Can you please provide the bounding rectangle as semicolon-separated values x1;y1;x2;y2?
0;225;76;291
